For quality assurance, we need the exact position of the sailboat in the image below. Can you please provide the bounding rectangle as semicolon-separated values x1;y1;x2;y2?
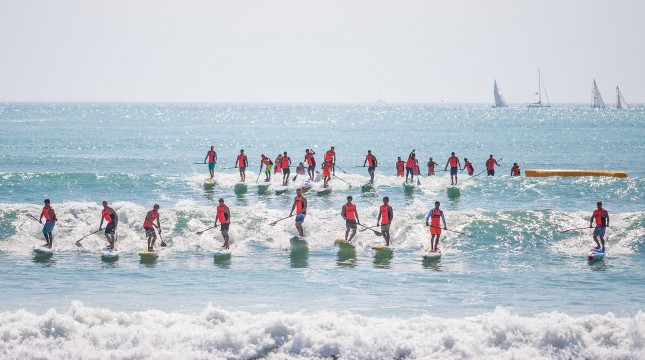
591;79;606;108
527;69;550;108
616;86;629;109
493;80;508;108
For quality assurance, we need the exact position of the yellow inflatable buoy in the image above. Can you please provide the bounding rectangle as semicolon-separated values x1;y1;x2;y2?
525;169;627;178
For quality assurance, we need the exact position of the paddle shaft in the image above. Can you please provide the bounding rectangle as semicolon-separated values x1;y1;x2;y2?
158;228;167;247
332;174;350;186
75;228;103;244
559;226;592;233
334;164;347;174
196;226;217;235
426;224;472;238
269;215;294;226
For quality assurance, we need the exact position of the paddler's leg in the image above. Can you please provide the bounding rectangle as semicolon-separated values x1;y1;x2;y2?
349;223;357;242
221;223;230;249
295;214;305;237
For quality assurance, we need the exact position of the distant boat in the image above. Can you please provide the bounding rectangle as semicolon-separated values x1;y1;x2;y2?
616;86;629;109
591;79;606;108
527;69;550;108
493;80;508;108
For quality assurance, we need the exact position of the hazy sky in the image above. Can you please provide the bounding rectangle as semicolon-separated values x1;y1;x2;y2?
1;0;643;104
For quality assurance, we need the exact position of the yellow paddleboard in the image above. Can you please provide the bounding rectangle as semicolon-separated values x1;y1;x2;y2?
371;244;392;251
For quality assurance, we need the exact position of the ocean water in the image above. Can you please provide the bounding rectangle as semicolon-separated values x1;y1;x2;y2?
1;103;644;359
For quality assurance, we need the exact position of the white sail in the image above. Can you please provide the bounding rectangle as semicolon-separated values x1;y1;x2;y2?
591;79;606;108
616;86;629;109
493;80;508;107
527;69;550;108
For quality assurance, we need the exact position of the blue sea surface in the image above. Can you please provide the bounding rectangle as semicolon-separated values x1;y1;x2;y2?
1;103;643;359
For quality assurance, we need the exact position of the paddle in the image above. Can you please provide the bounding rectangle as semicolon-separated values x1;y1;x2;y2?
426;224;473;238
559;226;591;233
256;166;263;183
194;162;207;164
335;164;348;174
269;215;294;226
75;229;103;246
358;223;382;237
292;173;299;182
26;214;41;223
332;174;351;187
158;229;167;247
196;226;218;235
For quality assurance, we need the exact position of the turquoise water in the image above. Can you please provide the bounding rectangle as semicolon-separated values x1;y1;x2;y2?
1;103;644;358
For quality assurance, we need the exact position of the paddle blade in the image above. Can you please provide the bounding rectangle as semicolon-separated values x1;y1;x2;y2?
160;241;167;247
373;230;383;237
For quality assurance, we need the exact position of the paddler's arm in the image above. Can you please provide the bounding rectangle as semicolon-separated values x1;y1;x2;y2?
425;210;432;226
289;201;296;216
604;211;609;227
301;197;307;214
155;215;161;232
224;207;230;223
376;212;381;226
341;205;347;219
355;209;360;224
363;157;367;167
441;212;447;229
388;207;393;222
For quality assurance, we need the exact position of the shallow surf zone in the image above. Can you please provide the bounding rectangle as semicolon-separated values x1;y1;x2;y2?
1;302;643;359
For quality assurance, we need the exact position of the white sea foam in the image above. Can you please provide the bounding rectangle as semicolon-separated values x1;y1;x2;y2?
0;302;643;359
1;202;642;257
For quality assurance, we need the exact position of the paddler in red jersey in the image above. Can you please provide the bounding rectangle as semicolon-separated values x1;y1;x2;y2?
405;150;416;183
324;146;336;176
396;157;405;177
234;149;248;182
485;154;501;176
511;163;521;176
305;149;316;181
463;158;474;176
39;199;57;249
444;152;461;185
589;201;609;252
427;157;438;176
363;150;378;184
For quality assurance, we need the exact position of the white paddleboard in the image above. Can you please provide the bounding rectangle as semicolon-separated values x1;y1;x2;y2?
300;179;312;191
316;186;332;195
422;251;442;259
361;182;374;191
214;248;232;256
335;237;355;249
403;181;416;189
587;247;608;261
274;185;289;195
234;182;248;193
33;245;53;254
101;248;119;258
372;244;393;251
139;250;158;258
